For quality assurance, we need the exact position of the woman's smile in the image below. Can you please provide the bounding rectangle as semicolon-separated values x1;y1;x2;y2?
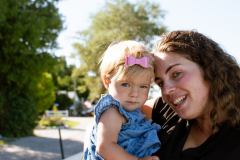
172;95;186;106
172;95;187;110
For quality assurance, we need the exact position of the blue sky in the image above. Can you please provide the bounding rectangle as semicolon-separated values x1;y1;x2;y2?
55;0;240;98
55;0;240;68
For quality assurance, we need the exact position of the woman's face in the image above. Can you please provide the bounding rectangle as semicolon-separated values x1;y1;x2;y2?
154;51;211;120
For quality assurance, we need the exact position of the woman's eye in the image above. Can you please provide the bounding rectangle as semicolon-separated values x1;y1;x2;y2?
155;80;163;88
173;71;181;77
122;83;130;87
158;82;163;88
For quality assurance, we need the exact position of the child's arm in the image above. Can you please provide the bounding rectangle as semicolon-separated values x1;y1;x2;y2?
97;107;159;160
83;122;94;151
96;107;138;160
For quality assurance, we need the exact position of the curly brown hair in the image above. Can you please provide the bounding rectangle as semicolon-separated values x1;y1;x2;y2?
154;30;240;133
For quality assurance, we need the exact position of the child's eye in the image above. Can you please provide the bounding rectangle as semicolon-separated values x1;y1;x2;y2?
140;86;148;89
122;83;130;87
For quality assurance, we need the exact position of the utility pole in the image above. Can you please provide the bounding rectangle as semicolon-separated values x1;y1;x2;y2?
73;76;77;116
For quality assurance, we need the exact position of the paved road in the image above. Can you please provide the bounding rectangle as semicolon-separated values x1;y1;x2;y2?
0;117;94;160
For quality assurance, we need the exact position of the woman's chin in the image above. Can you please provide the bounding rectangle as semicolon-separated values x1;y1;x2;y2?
175;110;193;120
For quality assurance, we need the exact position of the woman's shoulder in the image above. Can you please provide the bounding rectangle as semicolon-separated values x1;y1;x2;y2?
142;97;169;121
193;123;240;160
151;97;180;128
142;99;156;120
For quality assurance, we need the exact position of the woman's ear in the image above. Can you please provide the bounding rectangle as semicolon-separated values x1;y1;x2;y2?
102;75;110;89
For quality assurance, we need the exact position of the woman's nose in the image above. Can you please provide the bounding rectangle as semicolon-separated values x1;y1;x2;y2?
162;81;176;95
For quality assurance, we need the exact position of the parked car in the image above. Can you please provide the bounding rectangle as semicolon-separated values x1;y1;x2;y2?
80;104;96;117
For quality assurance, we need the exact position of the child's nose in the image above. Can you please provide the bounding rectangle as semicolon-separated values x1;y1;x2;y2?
129;87;139;98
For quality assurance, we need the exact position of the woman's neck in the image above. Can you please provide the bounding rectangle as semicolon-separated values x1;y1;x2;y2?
194;109;228;132
193;115;213;136
193;104;229;132
182;117;212;151
182;110;229;151
182;101;230;151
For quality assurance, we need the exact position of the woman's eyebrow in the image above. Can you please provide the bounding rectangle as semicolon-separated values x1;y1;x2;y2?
154;63;181;82
155;77;160;82
166;63;181;74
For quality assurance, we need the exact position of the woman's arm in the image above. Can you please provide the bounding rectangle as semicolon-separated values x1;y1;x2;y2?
142;99;156;120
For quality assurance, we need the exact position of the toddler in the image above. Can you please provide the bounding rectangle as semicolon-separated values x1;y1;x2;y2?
83;41;161;160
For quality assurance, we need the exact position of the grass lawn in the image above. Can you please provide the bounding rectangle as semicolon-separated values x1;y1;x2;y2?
38;116;79;128
0;119;80;145
0;138;17;145
63;120;79;128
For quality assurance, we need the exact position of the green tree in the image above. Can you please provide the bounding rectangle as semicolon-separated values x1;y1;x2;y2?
51;56;75;91
54;94;73;110
74;0;167;100
36;73;56;114
51;56;90;110
0;0;64;137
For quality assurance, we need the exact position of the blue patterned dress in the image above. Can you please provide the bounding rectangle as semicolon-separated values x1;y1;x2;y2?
84;94;161;160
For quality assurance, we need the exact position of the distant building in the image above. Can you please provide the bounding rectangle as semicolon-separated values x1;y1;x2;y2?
55;90;83;116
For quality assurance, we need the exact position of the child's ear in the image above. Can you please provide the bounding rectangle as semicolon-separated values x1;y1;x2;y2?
102;75;110;89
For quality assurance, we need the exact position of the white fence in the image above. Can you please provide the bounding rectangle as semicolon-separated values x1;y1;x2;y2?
45;110;69;117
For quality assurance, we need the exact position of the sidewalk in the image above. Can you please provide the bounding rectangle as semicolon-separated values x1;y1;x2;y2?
0;117;94;160
64;151;83;160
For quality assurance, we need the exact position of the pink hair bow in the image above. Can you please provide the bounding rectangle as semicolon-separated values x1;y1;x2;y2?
125;55;150;68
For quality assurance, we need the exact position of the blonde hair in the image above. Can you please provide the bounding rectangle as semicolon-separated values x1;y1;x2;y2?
99;41;154;82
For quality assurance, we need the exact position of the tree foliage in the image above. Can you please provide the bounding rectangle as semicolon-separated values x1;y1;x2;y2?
51;56;90;110
54;94;73;110
0;0;64;137
51;56;75;91
74;0;167;100
36;73;56;113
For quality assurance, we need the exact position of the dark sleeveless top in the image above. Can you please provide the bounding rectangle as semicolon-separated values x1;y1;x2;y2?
152;97;240;160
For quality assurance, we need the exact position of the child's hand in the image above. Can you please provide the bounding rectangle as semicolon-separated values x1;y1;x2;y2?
139;156;160;160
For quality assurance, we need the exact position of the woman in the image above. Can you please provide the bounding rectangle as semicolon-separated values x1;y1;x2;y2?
142;30;240;160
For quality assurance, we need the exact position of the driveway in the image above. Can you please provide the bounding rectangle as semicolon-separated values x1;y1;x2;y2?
0;117;94;160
